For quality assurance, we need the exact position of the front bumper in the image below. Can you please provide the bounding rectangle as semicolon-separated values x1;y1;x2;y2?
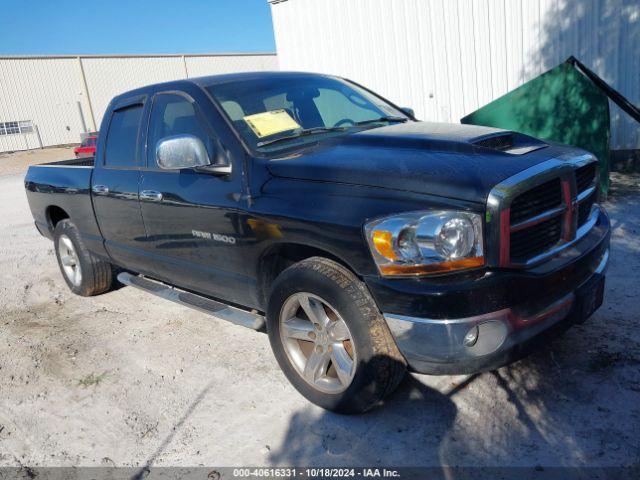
367;207;610;375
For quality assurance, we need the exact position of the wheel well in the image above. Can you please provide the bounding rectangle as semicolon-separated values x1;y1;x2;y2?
46;206;69;229
258;243;357;308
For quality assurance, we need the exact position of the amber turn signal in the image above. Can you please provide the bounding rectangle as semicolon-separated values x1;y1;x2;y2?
378;256;485;276
372;230;397;260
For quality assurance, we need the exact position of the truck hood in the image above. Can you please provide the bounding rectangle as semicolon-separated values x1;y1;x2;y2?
266;122;571;204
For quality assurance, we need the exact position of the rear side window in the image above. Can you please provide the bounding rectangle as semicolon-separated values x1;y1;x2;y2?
104;104;143;167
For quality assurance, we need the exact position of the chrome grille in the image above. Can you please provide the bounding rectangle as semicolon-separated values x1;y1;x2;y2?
486;154;599;268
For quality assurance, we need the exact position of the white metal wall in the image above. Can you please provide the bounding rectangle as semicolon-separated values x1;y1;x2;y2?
0;57;85;151
0;53;278;153
270;0;639;150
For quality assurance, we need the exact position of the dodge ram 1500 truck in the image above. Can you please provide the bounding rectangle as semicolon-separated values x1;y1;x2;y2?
25;72;610;413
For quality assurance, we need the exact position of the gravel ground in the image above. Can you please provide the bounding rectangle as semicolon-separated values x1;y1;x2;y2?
0;149;639;468
0;147;75;176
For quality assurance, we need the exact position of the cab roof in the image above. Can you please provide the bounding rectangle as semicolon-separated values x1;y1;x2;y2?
191;71;333;88
113;71;336;101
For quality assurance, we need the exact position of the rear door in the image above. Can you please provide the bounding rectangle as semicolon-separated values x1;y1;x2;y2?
92;95;149;270
138;86;252;305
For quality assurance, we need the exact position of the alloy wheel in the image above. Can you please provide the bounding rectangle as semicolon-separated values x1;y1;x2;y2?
58;234;82;287
279;292;357;394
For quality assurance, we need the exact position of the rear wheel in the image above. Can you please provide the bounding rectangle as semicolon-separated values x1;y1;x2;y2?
267;257;406;413
53;219;113;296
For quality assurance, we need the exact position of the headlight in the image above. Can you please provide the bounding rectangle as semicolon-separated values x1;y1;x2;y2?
364;211;484;276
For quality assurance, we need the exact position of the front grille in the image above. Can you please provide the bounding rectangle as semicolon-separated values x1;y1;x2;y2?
576;163;597;227
576;163;596;193
510;178;562;224
510;216;563;262
489;157;600;267
578;191;596;226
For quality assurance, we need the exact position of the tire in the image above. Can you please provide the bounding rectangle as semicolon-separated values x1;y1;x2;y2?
53;219;113;296
267;257;406;413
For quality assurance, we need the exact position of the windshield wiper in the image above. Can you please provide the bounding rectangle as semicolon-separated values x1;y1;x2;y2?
354;116;409;126
257;126;348;147
256;117;407;147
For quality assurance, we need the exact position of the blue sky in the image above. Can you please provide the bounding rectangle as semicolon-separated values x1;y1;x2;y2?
0;0;276;55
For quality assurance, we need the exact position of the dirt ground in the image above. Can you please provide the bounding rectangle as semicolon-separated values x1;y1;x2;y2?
0;149;639;468
0;147;76;176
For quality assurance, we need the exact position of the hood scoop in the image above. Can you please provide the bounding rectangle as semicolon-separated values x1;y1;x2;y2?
338;122;548;156
471;132;548;155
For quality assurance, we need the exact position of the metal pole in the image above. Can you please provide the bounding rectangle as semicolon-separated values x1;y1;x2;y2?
77;56;97;131
34;124;43;149
77;100;88;134
182;55;189;78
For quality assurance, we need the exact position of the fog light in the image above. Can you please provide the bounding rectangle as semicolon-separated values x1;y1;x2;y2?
463;325;479;347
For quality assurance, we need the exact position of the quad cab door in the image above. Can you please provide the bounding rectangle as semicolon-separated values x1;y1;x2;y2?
138;85;252;305
92;94;149;271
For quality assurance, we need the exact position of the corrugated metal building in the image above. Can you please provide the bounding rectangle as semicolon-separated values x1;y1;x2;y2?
0;53;278;153
270;0;639;151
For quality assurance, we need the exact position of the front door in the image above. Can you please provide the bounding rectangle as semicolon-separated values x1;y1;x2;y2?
138;87;252;305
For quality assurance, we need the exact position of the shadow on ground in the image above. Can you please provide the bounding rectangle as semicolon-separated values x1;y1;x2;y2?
266;335;639;467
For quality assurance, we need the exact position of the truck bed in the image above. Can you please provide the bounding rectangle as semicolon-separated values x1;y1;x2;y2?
40;157;95;167
24;158;98;243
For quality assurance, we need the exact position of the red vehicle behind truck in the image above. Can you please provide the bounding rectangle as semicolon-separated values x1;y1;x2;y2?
73;135;97;158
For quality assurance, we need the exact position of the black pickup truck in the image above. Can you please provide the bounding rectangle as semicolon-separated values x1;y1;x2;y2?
25;72;610;413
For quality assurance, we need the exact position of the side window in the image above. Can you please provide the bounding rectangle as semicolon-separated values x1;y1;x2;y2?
104;104;143;167
147;93;214;167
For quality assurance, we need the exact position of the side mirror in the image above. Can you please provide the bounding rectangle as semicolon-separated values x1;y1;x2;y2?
156;134;211;170
400;107;415;119
195;143;233;175
196;163;232;175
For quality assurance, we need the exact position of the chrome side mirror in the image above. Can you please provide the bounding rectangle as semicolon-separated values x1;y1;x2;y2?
197;163;232;175
156;134;211;170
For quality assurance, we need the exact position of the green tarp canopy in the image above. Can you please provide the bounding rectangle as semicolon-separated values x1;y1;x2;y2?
461;59;611;195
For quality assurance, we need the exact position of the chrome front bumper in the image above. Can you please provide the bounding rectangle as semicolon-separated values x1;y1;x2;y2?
384;248;609;375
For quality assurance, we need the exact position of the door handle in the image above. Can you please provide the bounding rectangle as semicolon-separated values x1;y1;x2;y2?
92;184;109;195
140;190;163;202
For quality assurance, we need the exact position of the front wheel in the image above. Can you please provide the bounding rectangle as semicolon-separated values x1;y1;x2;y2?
53;219;113;296
267;257;406;413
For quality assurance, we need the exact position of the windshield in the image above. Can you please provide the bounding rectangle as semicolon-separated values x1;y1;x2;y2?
206;75;408;152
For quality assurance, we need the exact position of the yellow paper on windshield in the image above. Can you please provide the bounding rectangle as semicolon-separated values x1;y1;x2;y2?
243;109;300;138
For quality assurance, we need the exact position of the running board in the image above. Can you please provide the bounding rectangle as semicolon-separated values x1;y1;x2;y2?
117;272;265;331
